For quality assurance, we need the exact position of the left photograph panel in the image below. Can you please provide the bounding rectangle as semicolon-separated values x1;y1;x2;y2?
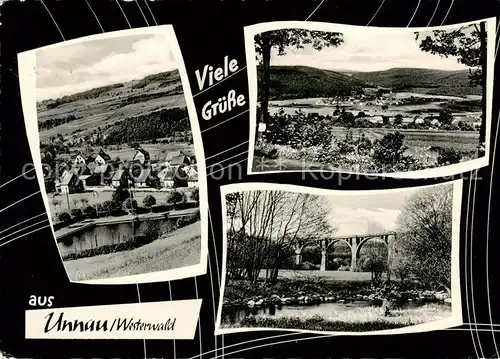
17;26;209;284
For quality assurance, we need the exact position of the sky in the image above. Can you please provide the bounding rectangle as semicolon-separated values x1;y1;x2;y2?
325;187;421;236
36;33;178;101
269;27;473;72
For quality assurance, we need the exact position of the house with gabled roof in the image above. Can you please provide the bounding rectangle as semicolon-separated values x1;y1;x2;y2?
111;169;131;188
58;172;84;194
73;153;95;166
134;168;159;188
132;147;150;165
158;166;187;188
94;149;111;166
170;154;191;167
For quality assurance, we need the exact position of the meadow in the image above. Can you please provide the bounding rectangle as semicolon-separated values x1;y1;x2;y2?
228;304;451;331
63;221;201;281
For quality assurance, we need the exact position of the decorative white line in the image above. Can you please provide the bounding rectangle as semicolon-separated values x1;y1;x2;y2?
194;276;203;358
207;256;218;357
407;0;422;27
84;0;104;32
439;0;454;26
168;281;177;359
208;157;247;176
366;0;387;26
115;0;132;28
0;191;40;215
40;0;65;40
136;284;148;359
200;109;250;134
192;67;247;98
134;0;149;27
0;223;51;249
143;0;158;26
470;170;485;358
207;150;247;169
486;106;500;356
0;167;35;190
426;0;441;26
205;141;249;161
0;212;46;235
304;0;326;21
0;218;48;244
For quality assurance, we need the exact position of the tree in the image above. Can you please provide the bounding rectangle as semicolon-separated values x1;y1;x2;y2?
438;109;454;126
57;212;71;223
123;198;138;214
166;190;185;208
143;195;157;212
394;114;403;126
373;132;407;169
112;188;130;207
255;29;343;125
190;187;200;202
390;184;453;293
416;22;487;156
83;205;97;218
226;190;336;283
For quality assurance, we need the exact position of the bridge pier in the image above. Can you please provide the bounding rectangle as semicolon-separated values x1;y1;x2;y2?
295;247;302;266
320;249;327;271
350;238;358;272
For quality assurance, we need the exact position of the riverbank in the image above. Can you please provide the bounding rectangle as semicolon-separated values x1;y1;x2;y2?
225;303;451;331
63;221;201;281
223;278;450;308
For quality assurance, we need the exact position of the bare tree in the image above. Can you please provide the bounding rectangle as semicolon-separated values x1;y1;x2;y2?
226;189;336;283
390;184;453;293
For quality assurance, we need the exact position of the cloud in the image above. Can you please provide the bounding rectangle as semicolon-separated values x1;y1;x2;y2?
270;28;469;72
36;33;178;101
328;206;401;237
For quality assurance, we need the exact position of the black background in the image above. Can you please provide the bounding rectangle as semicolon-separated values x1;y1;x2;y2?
0;0;499;358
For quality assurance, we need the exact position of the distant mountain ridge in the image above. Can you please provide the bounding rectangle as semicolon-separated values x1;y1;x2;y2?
259;65;481;100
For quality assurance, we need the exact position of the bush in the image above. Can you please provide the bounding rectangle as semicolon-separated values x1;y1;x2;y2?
190;187;200;202
176;210;201;228
166;190;186;207
437;148;462;166
62;235;152;261
83;205;97;218
57;212;71;223
123;198;138;212
70;208;83;220
143;195;156;209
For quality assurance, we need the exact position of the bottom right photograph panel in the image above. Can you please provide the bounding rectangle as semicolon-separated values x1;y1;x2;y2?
216;180;463;335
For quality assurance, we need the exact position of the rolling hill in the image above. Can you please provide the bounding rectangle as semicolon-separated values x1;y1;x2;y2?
257;66;365;100
346;67;482;97
36;69;186;141
259;66;482;100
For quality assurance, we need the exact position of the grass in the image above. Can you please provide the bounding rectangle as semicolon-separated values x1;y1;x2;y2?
258;269;372;281
63;221;201;281
227;304;451;331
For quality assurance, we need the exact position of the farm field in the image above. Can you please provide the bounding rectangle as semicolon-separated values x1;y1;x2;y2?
63;221;201;281
37;71;186;140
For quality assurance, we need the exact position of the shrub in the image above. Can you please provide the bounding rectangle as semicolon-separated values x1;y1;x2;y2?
123;198;138;212
57;212;71;223
190;187;200;202
70;208;83;220
143;195;157;210
176;212;200;229
83;205;97;218
437;148;462;166
373;132;407;169
166;190;186;207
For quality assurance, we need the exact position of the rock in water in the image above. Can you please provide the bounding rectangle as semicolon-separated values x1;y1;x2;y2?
382;298;393;317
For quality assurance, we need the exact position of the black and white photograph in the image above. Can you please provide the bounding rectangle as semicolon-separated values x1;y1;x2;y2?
245;19;495;177
18;26;208;284
216;181;462;334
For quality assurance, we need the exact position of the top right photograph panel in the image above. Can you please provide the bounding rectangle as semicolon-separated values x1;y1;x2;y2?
245;18;496;178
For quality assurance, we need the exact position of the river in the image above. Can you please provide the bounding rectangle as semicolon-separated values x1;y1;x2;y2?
221;300;424;327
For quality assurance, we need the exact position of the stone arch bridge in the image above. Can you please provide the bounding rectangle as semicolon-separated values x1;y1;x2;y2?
293;232;397;272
